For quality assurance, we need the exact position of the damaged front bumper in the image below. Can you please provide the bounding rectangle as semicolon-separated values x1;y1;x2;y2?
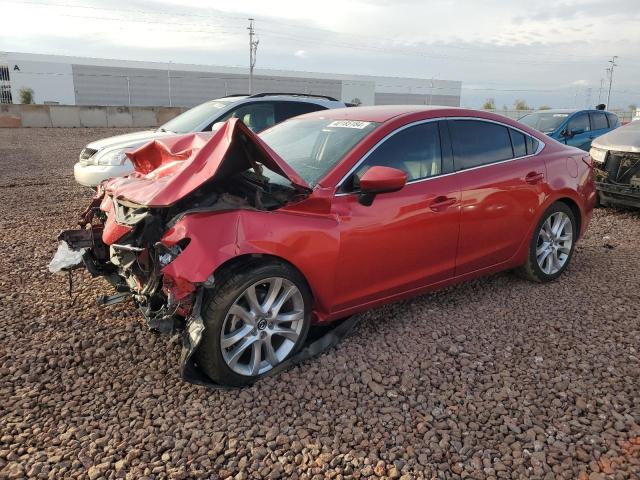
596;181;640;208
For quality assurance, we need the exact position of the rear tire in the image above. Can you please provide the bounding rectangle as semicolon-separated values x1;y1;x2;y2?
195;260;311;387
516;202;577;283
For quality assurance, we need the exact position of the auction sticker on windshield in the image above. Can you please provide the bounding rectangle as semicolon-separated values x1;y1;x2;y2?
328;120;372;129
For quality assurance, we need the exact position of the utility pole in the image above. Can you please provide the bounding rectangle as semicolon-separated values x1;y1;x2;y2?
167;61;172;107
248;18;259;94
606;55;618;108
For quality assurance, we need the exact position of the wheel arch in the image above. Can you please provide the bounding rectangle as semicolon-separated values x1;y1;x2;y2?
211;253;317;313
555;196;582;238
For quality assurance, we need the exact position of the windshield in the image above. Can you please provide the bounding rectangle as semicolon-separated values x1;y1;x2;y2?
160;99;236;134
519;112;569;133
259;118;379;186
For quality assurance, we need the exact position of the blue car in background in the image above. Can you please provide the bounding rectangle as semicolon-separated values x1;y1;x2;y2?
519;108;619;151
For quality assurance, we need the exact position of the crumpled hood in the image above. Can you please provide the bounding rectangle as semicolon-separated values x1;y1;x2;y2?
592;121;640;153
103;118;310;207
86;129;171;152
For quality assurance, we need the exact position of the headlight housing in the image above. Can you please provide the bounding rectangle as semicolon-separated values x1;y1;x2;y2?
95;149;129;166
589;147;607;164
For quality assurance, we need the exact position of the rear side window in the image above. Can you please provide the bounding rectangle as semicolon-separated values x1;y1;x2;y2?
590;112;608;130
509;129;527;157
275;102;327;123
449;120;513;170
606;113;619;128
526;135;540;155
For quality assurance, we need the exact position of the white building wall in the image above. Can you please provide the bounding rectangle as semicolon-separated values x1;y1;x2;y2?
1;52;461;107
340;80;376;105
6;55;75;104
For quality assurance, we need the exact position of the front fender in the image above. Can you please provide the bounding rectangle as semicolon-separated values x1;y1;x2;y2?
160;209;341;317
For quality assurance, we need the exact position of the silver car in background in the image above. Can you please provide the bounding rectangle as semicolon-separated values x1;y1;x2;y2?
73;93;346;187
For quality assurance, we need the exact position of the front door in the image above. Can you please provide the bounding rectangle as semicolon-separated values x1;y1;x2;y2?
331;121;460;311
563;112;593;151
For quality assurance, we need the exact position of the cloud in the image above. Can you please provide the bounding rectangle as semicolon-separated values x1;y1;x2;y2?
294;50;308;59
572;80;590;87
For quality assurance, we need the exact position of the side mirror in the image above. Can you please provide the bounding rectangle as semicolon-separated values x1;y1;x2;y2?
358;166;407;206
562;128;573;138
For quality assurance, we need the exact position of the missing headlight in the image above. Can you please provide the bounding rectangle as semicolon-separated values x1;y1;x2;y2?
156;239;190;268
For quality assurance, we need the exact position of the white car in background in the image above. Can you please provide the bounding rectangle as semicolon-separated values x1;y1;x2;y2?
74;93;347;187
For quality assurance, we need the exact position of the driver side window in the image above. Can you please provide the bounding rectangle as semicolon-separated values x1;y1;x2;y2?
341;122;442;192
567;113;590;134
219;103;276;133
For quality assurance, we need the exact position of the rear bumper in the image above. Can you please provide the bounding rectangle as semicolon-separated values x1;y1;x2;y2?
596;181;640;208
74;162;134;188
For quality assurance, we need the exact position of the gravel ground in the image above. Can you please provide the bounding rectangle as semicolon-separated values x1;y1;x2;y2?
0;127;639;480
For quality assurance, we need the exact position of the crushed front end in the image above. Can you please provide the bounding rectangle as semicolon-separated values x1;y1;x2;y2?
51;119;309;335
55;189;196;333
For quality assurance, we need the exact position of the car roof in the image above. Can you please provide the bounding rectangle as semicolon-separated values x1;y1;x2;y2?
528;109;579;114
526;108;616;115
211;94;345;107
297;105;468;122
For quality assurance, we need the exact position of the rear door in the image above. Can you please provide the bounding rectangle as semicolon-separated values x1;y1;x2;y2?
331;121;460;310
448;119;548;275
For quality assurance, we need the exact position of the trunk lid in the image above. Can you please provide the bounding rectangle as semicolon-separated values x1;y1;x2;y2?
104;119;310;207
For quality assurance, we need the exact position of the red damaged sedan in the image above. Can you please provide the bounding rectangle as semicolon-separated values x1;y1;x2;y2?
54;106;596;386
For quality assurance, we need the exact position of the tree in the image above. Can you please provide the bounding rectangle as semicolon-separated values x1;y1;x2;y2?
538;105;552;110
350;98;362;106
629;104;638;112
513;99;529;110
482;98;496;110
19;87;35;104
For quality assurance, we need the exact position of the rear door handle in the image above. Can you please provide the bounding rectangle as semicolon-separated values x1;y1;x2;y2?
429;195;457;211
525;171;544;184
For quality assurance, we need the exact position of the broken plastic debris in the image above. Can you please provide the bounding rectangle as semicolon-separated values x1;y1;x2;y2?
48;242;87;273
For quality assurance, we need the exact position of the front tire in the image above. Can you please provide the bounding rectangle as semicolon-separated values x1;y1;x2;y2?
195;261;311;386
517;202;577;283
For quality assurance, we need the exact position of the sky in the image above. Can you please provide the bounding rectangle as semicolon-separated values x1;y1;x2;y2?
2;0;639;109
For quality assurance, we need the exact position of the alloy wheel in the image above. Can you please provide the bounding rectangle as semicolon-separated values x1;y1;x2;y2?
220;277;305;376
536;211;573;275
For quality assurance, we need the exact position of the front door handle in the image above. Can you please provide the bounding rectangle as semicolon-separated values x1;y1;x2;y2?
429;195;457;211
525;171;544;184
